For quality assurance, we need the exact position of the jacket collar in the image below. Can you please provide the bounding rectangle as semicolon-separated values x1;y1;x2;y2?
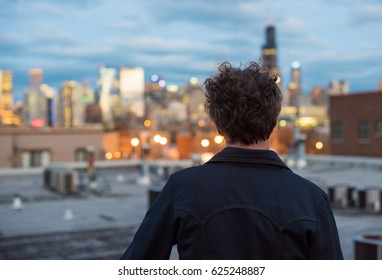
207;146;290;170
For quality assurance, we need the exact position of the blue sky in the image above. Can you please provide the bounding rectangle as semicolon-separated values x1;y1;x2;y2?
1;0;381;102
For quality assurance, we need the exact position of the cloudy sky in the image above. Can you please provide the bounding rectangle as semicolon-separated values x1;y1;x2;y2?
1;0;381;102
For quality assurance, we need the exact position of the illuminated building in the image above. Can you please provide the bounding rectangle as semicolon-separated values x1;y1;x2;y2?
261;24;284;102
98;67;117;124
29;68;43;88
40;84;56;127
288;61;302;107
23;83;57;128
261;25;278;75
0;70;13;109
22;68;48;127
152;100;188;130
119;67;145;118
23;68;54;128
58;81;95;127
0;70;16;126
85;103;102;124
23;89;47;127
310;86;327;106
328;80;349;96
185;78;204;116
60;81;75;127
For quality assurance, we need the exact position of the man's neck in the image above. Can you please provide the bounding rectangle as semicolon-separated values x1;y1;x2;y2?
227;140;270;150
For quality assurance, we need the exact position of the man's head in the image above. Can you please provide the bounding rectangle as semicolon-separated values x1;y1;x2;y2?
204;61;282;146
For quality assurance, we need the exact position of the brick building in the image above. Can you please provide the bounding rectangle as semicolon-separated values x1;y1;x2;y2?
0;127;103;168
329;91;382;157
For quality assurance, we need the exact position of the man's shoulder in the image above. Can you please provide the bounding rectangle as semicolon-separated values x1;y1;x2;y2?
286;170;327;195
171;165;201;178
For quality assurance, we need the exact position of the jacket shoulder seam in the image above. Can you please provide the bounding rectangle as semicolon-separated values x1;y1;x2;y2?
280;217;317;230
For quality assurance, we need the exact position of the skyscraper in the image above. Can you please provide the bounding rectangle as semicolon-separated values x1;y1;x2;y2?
0;70;13;109
60;81;75;127
262;25;278;74
23;86;48;127
98;67;117;124
58;81;95;127
119;67;145;118
22;69;50;127
261;24;284;100
29;68;43;88
310;86;327;106
288;61;302;107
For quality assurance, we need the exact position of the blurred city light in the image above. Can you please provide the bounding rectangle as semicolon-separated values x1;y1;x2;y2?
291;61;301;69
289;82;297;90
315;141;324;150
153;134;162;143
279;120;287;127
150;74;159;82
158;79;166;87
201;152;214;163
201;139;210;147
159;137;167;145
214;135;224;144
131;137;139;147
166;85;179;92
143;119;151;128
197;119;205;127
190;77;198;85
296;117;318;127
113;151;121;159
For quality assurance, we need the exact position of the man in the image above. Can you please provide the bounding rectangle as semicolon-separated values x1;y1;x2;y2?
120;61;343;260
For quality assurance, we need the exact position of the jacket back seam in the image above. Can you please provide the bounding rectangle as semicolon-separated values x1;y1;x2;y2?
175;205;316;229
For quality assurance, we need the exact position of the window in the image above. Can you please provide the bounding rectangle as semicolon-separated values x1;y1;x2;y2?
21;150;51;167
75;148;88;161
332;122;343;141
376;120;382;137
358;121;370;141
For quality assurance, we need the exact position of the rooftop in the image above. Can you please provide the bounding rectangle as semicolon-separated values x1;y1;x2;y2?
0;156;381;260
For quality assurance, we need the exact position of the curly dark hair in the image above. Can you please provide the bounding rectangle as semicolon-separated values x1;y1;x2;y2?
204;61;282;145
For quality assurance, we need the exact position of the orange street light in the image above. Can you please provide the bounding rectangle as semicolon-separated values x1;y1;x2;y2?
201;139;210;148
131;137;140;147
214;135;224;144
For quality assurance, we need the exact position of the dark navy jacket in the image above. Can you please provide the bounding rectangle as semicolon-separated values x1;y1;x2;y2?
121;147;343;260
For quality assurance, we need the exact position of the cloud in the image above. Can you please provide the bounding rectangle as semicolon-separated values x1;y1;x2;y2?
281;17;306;36
2;0;381;102
0;33;28;56
145;0;266;30
350;2;382;24
295;49;382;93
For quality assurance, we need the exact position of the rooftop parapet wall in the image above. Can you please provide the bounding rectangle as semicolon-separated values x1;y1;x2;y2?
0;155;380;177
305;155;382;169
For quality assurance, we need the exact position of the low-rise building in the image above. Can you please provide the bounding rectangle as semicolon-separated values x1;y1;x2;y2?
329;91;382;157
0;126;103;168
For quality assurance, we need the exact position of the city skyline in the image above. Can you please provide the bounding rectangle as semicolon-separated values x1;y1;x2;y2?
1;0;381;102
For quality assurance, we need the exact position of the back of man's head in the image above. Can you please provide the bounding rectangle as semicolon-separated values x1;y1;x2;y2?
204;61;282;145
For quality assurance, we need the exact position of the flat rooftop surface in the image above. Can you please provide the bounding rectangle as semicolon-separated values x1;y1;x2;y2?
0;162;381;260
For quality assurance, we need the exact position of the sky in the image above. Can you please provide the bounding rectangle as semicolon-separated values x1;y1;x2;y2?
1;0;381;102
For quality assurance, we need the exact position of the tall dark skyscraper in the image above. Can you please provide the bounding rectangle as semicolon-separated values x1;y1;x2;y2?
262;25;277;72
261;24;284;99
